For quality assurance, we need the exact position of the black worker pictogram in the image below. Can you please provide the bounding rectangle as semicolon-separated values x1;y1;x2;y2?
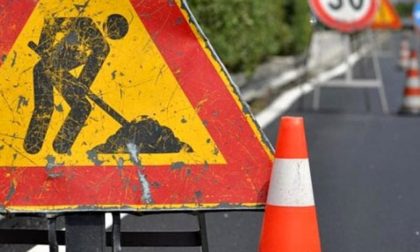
24;14;129;154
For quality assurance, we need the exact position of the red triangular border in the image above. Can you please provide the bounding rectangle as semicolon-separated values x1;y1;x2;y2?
0;0;273;212
0;0;38;65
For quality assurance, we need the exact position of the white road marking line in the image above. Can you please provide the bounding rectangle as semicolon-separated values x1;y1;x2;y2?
255;49;365;128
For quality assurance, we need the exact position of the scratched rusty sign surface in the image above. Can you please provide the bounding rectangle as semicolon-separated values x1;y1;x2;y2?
0;0;273;213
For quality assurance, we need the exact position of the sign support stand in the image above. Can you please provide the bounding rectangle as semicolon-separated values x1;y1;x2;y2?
312;30;389;113
63;212;210;251
0;213;210;250
112;213;122;252
47;215;59;252
0;212;210;250
197;212;210;252
65;213;106;252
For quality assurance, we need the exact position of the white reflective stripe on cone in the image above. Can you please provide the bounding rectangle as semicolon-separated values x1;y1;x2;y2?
403;96;420;107
400;61;409;68
406;78;420;88
267;159;315;207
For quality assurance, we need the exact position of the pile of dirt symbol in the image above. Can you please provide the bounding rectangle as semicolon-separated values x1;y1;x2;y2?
93;116;193;154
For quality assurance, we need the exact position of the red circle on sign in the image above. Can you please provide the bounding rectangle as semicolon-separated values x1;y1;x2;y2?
309;0;379;33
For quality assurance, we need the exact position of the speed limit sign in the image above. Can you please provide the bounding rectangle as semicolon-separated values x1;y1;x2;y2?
309;0;379;32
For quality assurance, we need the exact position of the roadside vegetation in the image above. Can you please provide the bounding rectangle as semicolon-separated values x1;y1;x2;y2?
395;2;414;18
187;0;312;73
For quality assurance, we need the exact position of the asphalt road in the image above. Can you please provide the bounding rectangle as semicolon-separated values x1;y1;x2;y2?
273;31;420;251
2;31;420;251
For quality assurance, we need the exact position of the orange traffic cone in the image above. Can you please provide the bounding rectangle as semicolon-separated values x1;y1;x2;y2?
259;116;321;252
399;50;420;115
399;38;410;70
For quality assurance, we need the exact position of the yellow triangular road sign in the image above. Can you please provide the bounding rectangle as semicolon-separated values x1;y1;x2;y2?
0;0;273;212
372;0;402;29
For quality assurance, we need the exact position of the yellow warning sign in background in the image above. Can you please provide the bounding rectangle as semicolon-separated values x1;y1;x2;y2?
0;0;225;167
371;0;402;29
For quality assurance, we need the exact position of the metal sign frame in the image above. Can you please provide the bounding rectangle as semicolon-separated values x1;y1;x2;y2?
0;212;211;252
312;30;389;113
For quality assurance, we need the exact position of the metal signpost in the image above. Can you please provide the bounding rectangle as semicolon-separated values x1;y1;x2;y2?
0;0;274;250
309;0;389;113
309;0;379;33
370;0;402;58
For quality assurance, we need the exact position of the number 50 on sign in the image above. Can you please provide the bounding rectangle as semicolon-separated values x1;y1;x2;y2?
309;0;379;32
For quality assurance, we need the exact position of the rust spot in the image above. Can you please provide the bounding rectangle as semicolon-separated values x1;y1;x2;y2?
86;150;104;166
175;17;183;25
171;161;184;170
17;95;29;111
5;182;16;202
117;157;124;169
55;103;64;112
151;182;160;188
45;155;64;178
11;51;17;67
167;0;176;7
74;0;90;14
213;147;219;155
195;191;202;200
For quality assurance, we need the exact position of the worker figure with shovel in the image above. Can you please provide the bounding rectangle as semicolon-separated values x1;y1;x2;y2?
24;14;129;154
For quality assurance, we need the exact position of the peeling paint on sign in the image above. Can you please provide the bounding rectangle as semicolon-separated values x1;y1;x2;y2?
45;155;64;178
171;161;185;170
127;143;153;204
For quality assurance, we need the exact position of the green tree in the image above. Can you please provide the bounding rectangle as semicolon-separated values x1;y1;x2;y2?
280;0;312;55
187;0;312;72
